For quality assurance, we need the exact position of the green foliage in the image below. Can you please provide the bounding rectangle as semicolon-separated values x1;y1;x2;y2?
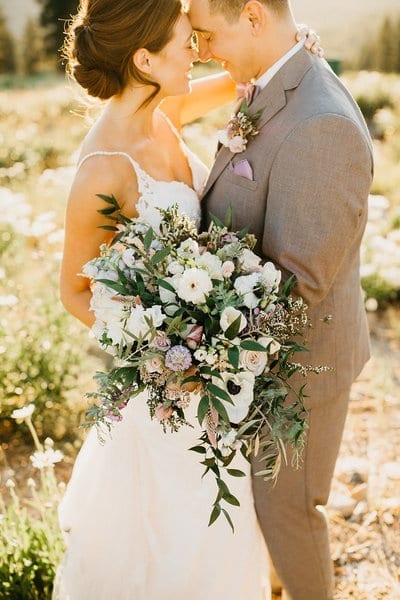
0;498;63;599
356;13;400;73
0;7;16;74
38;0;79;69
0;419;65;599
355;92;394;124
0;285;86;442
21;18;44;76
362;273;400;307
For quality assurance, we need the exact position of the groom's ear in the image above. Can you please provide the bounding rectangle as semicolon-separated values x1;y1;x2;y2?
133;48;152;74
242;1;266;34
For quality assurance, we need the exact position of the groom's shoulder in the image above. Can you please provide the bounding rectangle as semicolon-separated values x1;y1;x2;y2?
289;51;364;126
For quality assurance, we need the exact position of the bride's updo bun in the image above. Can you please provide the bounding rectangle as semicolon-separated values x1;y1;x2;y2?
63;0;183;100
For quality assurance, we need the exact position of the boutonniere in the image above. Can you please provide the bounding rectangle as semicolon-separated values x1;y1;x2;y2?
217;100;262;154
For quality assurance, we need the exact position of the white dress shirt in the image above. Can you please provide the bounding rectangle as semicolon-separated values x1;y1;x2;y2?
254;39;305;89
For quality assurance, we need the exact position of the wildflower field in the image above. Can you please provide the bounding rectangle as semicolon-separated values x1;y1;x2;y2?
0;70;399;598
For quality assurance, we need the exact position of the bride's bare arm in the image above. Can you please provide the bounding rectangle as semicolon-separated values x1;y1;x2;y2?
161;70;236;128
60;158;136;328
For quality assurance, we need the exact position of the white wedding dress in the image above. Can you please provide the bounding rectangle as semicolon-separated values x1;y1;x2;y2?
54;124;270;600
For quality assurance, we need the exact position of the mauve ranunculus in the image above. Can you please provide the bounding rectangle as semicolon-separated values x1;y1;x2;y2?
155;404;173;421
183;324;204;349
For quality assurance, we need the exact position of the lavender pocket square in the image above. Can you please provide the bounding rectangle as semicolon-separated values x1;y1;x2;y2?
228;159;253;181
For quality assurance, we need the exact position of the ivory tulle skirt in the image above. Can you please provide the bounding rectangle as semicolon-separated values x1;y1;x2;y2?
53;392;270;599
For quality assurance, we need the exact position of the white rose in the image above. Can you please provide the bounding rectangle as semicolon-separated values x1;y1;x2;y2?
126;305;165;340
239;347;268;376
240;249;262;273
258;336;281;355
220;306;247;334
205;352;217;365
260;261;281;292
177;268;213;304
221;260;235;278
110;323;130;346
90;284;125;326
243;291;259;309
158;277;177;304
177;238;200;259
212;371;255;424
144;305;165;329
121;248;136;268
234;273;260;296
228;135;247;153
194;348;207;362
167;260;184;275
82;261;99;278
197;252;223;280
217;129;230;147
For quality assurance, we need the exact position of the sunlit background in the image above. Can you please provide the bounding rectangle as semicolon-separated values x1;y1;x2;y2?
0;1;399;598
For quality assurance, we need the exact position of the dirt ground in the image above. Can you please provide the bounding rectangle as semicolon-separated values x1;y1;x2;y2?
1;310;400;599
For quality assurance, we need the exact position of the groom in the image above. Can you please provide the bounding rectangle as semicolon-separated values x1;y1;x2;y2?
189;1;373;598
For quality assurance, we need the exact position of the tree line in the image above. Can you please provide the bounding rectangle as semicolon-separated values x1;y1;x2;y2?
0;0;78;75
357;15;400;73
0;2;400;76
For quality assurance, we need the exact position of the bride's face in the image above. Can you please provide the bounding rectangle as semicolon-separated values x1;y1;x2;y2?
150;14;198;96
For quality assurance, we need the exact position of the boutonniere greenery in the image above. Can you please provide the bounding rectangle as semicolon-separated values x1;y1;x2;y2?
217;100;262;154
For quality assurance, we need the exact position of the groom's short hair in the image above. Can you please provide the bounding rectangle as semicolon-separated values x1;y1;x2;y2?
209;0;289;21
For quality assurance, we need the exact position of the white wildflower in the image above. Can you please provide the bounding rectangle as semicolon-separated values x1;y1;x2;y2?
30;448;64;469
11;404;35;420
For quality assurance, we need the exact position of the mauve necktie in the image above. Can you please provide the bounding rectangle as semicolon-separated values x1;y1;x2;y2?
236;82;260;105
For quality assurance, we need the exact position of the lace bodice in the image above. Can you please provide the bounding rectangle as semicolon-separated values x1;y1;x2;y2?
76;130;208;231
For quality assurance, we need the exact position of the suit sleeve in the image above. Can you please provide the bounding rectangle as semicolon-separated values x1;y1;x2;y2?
261;114;373;309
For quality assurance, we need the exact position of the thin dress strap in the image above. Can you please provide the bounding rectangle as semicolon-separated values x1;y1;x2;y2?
76;150;150;195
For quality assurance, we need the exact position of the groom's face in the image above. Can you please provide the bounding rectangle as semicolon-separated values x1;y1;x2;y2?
188;0;257;84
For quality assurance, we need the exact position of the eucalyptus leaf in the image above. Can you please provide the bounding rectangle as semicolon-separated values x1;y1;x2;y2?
197;395;209;426
208;504;221;526
207;383;233;405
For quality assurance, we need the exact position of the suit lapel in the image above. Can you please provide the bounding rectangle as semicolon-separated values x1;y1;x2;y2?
202;48;314;199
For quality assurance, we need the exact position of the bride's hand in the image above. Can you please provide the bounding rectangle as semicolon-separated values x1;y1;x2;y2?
296;24;324;58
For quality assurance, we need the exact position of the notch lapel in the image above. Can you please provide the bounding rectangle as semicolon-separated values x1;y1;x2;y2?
202;47;314;199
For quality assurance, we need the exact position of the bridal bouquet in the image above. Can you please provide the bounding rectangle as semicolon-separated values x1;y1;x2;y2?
83;199;318;528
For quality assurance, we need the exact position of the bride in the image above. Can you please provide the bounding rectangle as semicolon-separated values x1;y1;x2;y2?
55;0;319;597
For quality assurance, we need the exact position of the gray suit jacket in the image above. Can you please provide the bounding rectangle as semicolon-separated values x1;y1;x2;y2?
202;48;374;405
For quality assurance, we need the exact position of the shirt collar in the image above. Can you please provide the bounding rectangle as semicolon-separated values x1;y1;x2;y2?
254;39;305;90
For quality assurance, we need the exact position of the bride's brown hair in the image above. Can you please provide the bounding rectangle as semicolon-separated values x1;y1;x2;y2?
63;0;183;100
